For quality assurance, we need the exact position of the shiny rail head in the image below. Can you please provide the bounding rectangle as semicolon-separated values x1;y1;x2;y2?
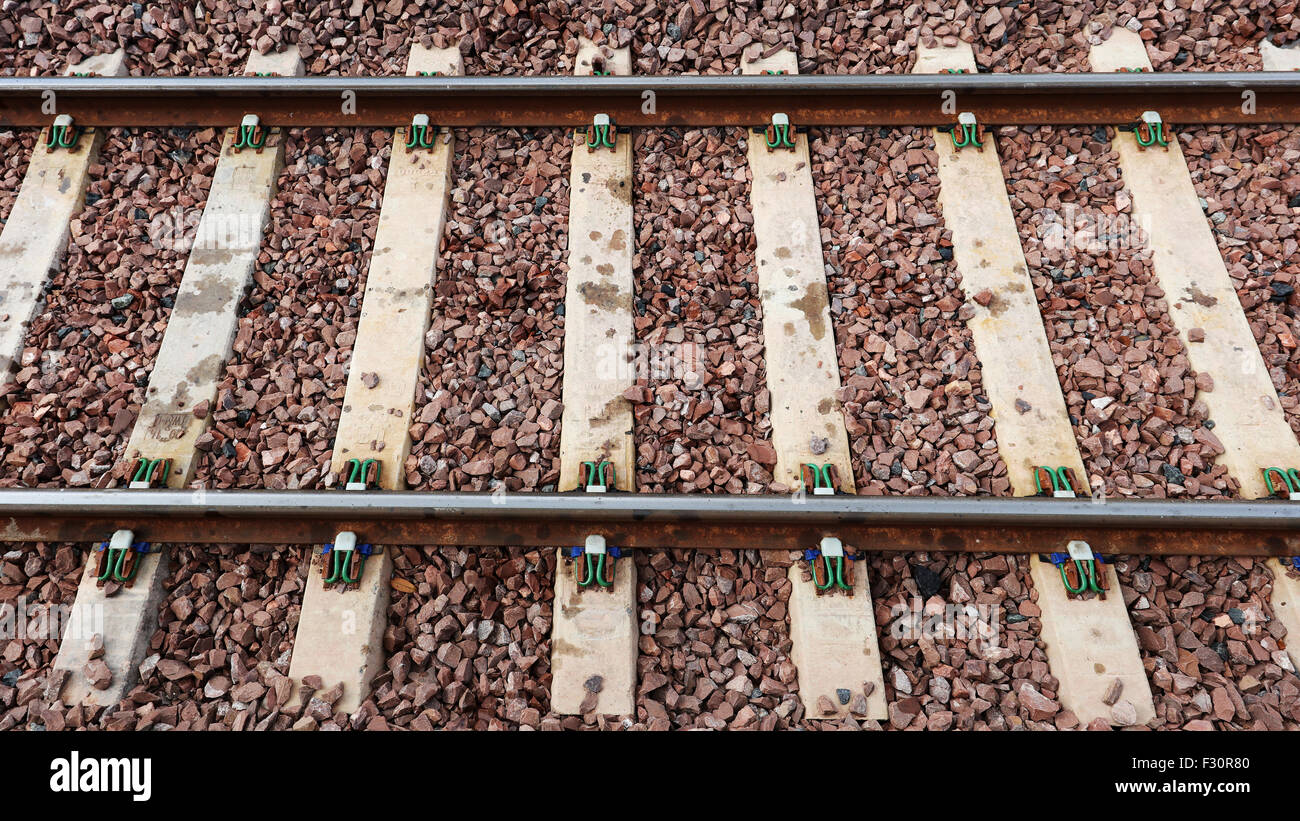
2;72;1299;126
0;489;1296;554
1;71;1294;92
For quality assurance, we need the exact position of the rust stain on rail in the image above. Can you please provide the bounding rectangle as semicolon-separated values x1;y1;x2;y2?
1;515;1295;556
1;91;1298;127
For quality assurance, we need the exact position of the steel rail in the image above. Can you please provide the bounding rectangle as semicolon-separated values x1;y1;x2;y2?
0;71;1297;126
0;489;1295;555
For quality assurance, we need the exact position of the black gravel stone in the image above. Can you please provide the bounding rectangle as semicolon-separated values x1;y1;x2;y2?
912;564;943;598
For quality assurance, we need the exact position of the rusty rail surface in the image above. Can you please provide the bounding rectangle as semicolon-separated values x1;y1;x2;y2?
0;489;1295;555
0;71;1296;127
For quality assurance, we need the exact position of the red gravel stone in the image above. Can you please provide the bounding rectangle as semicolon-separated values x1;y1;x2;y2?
5;5;1299;735
813;127;1009;496
2;2;1298;82
0;127;222;488
1117;555;1300;730
999;124;1234;499
192;127;388;490
0;128;36;225
1182;126;1300;437
630;127;769;494
372;546;553;730
631;549;797;730
405;128;568;492
873;552;1058;730
0;540;83;730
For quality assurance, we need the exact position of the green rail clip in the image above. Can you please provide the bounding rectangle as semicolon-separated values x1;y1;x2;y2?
761;112;796;151
576;113;618;151
805;537;856;595
1264;467;1300;500
941;111;983;152
1046;541;1109;600
568;535;621;590
1134;110;1169;149
94;529;153;589
128;456;172;489
801;463;838;496
1033;465;1079;498
233;113;267;151
47;114;84;151
406;113;437;150
343;458;380;491
580;460;615;492
321;531;377;591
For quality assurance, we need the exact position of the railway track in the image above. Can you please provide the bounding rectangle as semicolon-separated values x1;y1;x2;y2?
2;23;1300;734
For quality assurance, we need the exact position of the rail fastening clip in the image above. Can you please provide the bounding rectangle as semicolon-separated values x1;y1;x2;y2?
1046;540;1109;599
233;113;267;152
321;531;377;590
343;458;381;491
804;536;858;595
1133;110;1169;150
568;535;622;590
1034;465;1079;498
94;529;154;589
47;114;85;152
580;460;615;492
758;112;797;151
801;463;838;496
406;113;438;151
577;113;618;151
1263;467;1300;500
940;111;983;152
128;456;172;489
